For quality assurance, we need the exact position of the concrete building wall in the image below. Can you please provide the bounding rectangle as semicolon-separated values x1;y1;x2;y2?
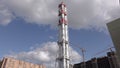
0;57;45;68
107;52;120;68
86;60;92;68
73;52;119;68
97;57;110;68
107;18;120;63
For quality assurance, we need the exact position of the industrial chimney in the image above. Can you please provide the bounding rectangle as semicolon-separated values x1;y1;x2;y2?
57;2;70;68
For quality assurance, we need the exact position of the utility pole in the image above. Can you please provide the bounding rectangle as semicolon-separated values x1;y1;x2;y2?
79;47;86;68
72;44;86;68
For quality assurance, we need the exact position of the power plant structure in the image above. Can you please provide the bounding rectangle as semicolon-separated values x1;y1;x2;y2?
1;1;120;68
57;2;70;68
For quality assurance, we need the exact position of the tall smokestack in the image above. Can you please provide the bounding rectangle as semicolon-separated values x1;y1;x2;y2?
57;2;70;68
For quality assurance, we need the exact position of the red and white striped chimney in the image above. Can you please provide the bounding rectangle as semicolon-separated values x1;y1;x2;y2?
58;2;70;68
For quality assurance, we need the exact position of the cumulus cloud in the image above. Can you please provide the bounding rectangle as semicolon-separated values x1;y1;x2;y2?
7;42;81;68
0;3;13;25
67;0;120;31
0;0;120;31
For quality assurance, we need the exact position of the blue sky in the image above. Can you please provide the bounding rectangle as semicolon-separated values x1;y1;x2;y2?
0;17;114;60
0;18;58;57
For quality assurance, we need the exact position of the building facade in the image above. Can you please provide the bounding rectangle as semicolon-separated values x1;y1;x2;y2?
0;57;45;68
73;52;119;68
107;18;120;63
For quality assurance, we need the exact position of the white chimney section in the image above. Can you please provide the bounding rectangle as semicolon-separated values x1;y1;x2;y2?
57;2;70;68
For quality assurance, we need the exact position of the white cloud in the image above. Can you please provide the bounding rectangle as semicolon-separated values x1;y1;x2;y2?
7;42;81;68
0;0;120;31
49;36;54;40
0;3;13;26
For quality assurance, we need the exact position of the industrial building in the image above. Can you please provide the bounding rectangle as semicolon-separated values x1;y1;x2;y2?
107;18;120;63
0;57;45;68
73;52;120;68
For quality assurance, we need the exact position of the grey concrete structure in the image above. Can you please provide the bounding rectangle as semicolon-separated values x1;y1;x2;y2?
107;18;120;63
91;58;98;68
107;52;120;68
